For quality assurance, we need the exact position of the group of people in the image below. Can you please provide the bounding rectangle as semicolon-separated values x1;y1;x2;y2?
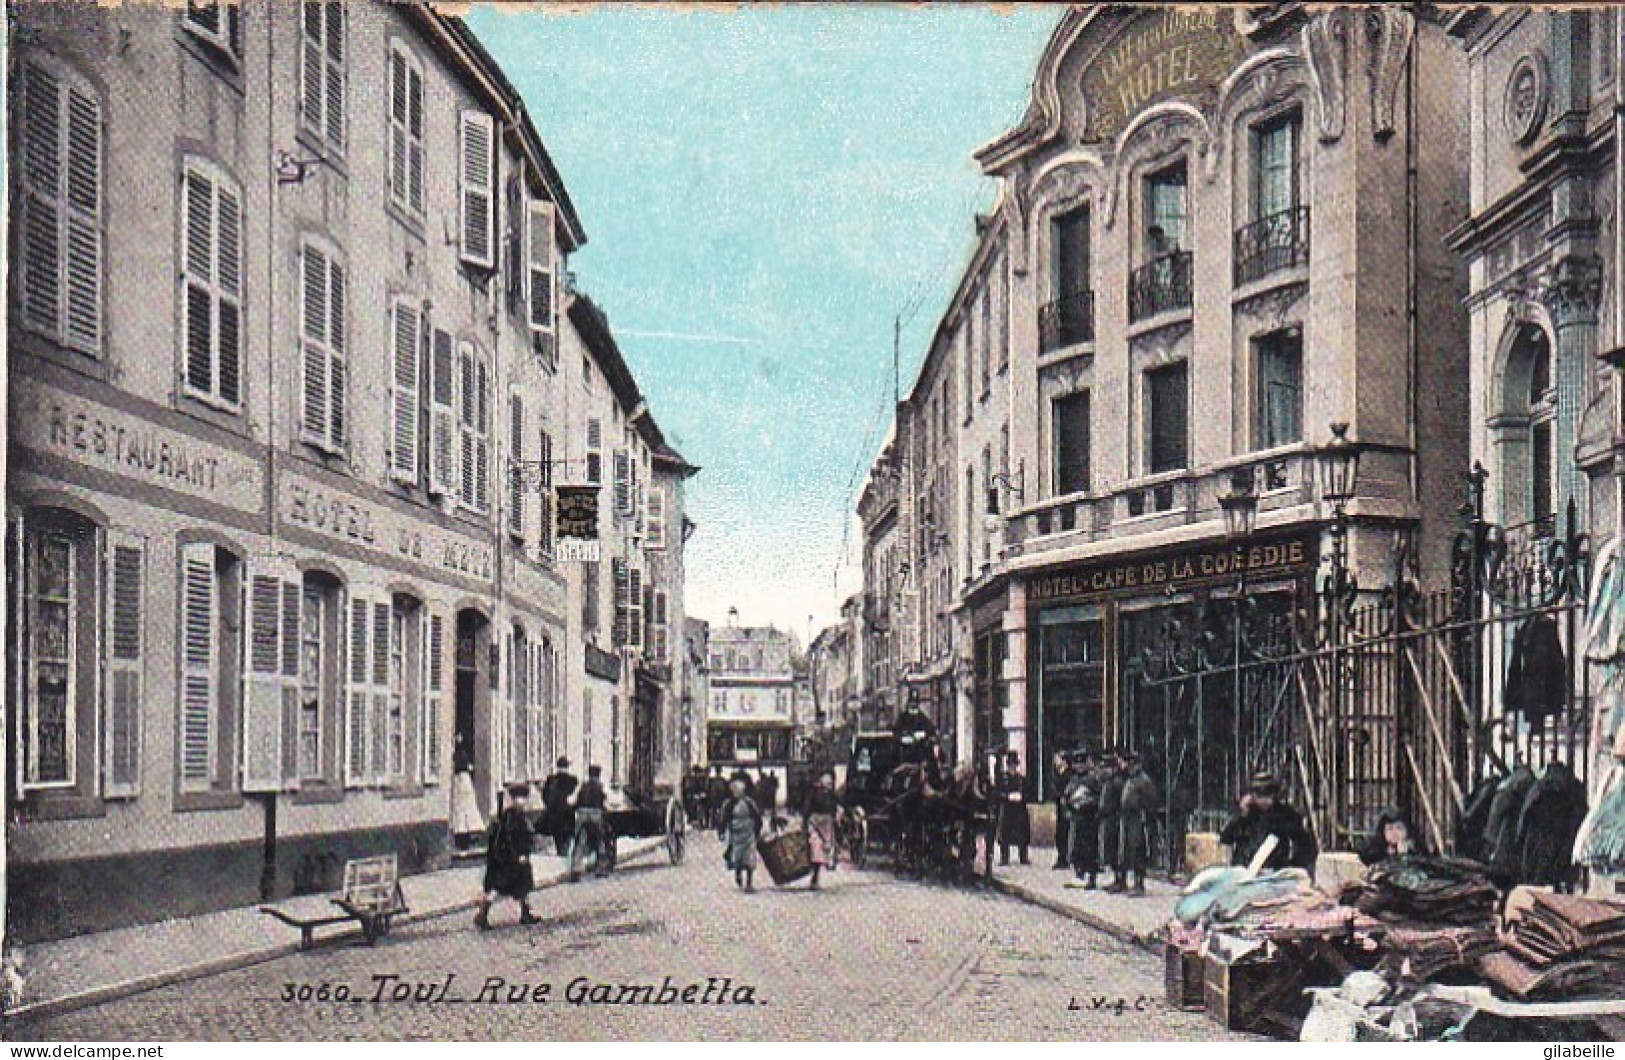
714;770;842;892
476;758;612;930
1050;748;1160;894
690;765;782;831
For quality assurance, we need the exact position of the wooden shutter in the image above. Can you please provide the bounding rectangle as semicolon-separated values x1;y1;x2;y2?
103;530;143;797
428;327;456;496
389;48;407;209
526;199;556;358
62;71;101;354
459;111;494;269
301;2;344;153
390;299;421;482
300;244;346;451
422;611;443;785
179;542;217;790
344;586;373;787
537;429;554;558
370;599;391;784
508;395;525;539
613;450;630;517
646;486;666;550
181;162;242;406
458;345;476;509
407;61;424;214
586;419;603;485
627;567;644;651
612;559;629;647
242;560;299;793
475;360;491;513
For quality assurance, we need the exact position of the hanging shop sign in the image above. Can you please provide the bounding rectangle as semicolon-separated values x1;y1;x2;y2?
556;484;601;562
1028;529;1318;607
1081;8;1249;143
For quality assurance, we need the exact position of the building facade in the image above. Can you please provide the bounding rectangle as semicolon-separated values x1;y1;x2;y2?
6;0;690;942
860;6;1474;827
704;623;796;803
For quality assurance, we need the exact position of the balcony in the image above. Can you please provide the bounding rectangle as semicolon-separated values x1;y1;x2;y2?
1233;206;1310;287
1006;447;1317;555
1128;251;1193;323
1038;289;1096;353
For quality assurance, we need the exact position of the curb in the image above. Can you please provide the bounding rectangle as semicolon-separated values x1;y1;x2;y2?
988;876;1168;955
5;838;668;1026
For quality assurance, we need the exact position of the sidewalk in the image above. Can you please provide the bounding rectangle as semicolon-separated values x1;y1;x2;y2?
3;838;667;1025
987;852;1180;953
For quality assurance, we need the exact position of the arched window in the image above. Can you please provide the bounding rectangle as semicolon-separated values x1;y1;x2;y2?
1500;323;1557;534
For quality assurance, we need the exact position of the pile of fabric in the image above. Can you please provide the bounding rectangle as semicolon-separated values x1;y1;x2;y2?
1576;762;1625;874
1471;891;1625;1000
1340;856;1498;925
1377;924;1500;981
1173;865;1315;927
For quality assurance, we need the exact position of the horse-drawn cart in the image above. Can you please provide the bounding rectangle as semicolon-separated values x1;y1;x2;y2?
573;789;686;877
838;732;994;881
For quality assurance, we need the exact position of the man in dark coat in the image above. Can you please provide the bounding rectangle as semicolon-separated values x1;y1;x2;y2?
1051;750;1073;870
477;782;539;929
1117;753;1159;894
754;771;780;821
892;692;939;767
1062;751;1103;889
1219;771;1317;873
705;766;730;830
540;757;579;856
572;765;611;880
996;751;1030;866
1098;752;1127;891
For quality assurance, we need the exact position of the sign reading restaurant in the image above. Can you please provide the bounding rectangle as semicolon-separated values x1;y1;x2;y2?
1082;8;1249;143
1029;530;1317;606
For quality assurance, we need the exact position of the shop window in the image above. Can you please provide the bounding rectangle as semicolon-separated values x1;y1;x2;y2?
1053;390;1091;496
1255;329;1303;449
1146;362;1189;475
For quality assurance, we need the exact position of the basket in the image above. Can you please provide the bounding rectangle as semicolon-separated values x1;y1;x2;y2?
758;828;814;885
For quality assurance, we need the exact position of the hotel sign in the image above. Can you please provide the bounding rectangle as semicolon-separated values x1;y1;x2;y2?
1082;8;1249;143
1029;530;1317;607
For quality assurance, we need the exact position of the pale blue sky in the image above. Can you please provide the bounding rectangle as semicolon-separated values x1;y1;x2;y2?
466;3;1060;638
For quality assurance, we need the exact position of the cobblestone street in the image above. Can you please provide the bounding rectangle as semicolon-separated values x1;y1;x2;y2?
13;849;1245;1041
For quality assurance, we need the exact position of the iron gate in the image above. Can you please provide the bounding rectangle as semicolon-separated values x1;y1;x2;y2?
1133;473;1590;871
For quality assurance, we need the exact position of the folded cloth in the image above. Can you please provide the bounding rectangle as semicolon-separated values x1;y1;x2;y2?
1477;950;1612;1000
1507;891;1625;966
1377;924;1500;981
1345;856;1498;926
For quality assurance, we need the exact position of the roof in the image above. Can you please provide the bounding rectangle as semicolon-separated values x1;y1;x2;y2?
416;7;588;253
568;294;645;417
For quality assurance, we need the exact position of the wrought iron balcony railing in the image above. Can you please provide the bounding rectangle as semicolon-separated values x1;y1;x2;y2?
1038;289;1096;353
1128;251;1194;323
1233;205;1310;287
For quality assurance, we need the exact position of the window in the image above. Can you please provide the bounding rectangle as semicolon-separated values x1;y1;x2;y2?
527;199;558;363
1255;330;1303;449
613;450;632;518
180;159;244;409
1053;390;1091;496
651;592;669;663
297;578;333;783
1529;338;1556;527
1145;163;1188;258
421;612;444;785
387;600;413;783
458;111;494;269
183;2;242;61
18;57;102;357
1051;205;1091;299
982;445;993;565
179;542;239;794
586;419;604;486
386;296;420;479
14;514;130;797
387;43;424;217
1146;362;1190;475
427;327;456;496
612;560;642;649
583;561;600;634
509;395;527;541
457;343;490;512
1252;113;1300;221
980;291;992;397
647;485;667;550
300;243;347;453
964;313;976;419
300;2;345;154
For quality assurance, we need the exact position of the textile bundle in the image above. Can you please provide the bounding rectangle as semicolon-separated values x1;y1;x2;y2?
1341;856;1498;925
1577;764;1625;874
1505;892;1625;966
1377;925;1499;981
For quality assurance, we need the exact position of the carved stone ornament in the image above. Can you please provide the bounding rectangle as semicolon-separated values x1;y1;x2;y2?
1540;255;1603;327
1504;54;1549;147
1366;7;1414;141
1302;9;1349;143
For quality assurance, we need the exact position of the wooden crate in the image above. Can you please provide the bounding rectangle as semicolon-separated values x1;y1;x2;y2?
1204;952;1304;1034
1164;944;1205;1011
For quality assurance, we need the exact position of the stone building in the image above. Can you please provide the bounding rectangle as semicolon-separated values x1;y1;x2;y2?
6;0;689;941
704;623;797;806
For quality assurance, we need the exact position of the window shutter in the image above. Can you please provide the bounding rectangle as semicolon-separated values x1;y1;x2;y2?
216;181;243;407
327;259;345;450
427;327;455;496
242;560;299;793
181;163;242;407
344;587;372;788
390;299;421;482
459;111;494;269
182;168;216;399
612;559;629;647
104;530;144;798
422;611;443;785
646;486;666;550
526;199;556;353
21;61;65;341
389;50;407;208
63;79;101;354
508;395;526;539
613;450;630;517
627;567;644;650
537;430;554;559
458;346;476;509
179;542;217;790
301;2;344;153
9;517;25;801
370;600;391;785
586;419;603;485
300;244;329;443
476;360;491;513
408;64;424;214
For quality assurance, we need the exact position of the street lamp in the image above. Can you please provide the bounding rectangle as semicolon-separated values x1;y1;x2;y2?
1317;421;1361;612
1220;470;1258;813
1219;470;1260;540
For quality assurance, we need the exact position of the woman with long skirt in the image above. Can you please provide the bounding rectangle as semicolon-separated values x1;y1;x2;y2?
803;772;840;889
718;778;764;892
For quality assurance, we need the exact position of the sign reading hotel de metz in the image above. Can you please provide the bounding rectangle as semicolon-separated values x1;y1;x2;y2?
1082;8;1249;143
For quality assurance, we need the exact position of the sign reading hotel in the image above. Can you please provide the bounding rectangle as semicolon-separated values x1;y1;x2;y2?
1029;530;1316;607
1082;8;1249;143
281;474;494;587
13;377;264;512
555;485;601;562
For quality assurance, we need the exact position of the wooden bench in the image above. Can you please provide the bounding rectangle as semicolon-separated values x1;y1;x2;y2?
260;854;410;950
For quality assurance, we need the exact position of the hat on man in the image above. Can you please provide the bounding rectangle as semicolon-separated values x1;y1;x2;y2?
1248;771;1281;797
556;756;571;769
507;781;530;799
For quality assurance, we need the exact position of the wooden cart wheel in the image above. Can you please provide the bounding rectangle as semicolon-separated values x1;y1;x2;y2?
665;798;687;865
848;812;869;869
